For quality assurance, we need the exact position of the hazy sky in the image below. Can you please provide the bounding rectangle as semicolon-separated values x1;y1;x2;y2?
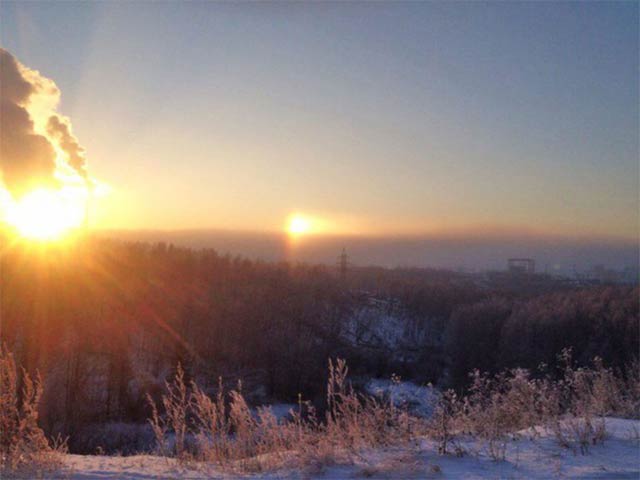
2;1;638;241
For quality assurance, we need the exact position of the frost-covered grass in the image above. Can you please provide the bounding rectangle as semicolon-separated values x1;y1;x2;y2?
146;359;415;472
133;351;640;477
5;346;639;479
60;417;640;479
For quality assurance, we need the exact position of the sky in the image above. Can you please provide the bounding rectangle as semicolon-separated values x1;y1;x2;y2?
1;2;638;248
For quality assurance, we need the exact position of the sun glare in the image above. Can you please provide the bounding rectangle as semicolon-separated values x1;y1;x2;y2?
287;215;312;236
5;188;86;241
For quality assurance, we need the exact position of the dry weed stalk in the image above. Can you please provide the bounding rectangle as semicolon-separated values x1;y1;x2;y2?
0;346;67;476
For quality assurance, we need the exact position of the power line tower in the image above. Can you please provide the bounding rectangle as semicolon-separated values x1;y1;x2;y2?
337;248;348;280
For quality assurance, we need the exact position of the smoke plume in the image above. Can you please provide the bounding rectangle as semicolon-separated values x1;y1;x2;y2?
0;48;88;197
47;115;87;178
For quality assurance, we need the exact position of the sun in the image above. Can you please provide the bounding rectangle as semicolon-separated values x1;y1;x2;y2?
5;188;86;241
287;215;312;236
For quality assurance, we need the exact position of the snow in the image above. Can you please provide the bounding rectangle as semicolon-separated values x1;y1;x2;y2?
342;305;408;350
253;403;298;421
341;296;432;359
64;455;209;479
365;378;438;417
56;417;640;479
263;403;297;420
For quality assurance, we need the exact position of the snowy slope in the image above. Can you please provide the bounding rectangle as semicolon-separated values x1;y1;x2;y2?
341;295;438;362
59;417;640;479
365;378;438;417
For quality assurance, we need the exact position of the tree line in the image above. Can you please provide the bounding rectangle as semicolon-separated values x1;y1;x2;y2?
0;237;637;452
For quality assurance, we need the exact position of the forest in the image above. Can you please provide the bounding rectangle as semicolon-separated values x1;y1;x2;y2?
1;237;638;454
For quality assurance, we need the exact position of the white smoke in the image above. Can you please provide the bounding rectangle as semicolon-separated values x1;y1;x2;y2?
0;48;88;197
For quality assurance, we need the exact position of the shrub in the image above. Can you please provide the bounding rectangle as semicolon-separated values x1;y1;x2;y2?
427;351;638;460
428;389;463;455
148;358;411;472
548;350;628;453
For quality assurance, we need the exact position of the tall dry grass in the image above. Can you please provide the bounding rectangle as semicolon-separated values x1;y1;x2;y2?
146;351;639;469
0;346;67;478
428;349;640;460
147;358;412;472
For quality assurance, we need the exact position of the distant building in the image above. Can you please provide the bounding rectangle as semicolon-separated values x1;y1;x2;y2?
508;258;535;275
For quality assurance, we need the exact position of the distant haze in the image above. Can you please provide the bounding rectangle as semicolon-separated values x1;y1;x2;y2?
99;229;638;275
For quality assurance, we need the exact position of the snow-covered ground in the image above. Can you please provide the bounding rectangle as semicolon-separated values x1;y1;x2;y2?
365;378;438;417
59;418;640;479
253;403;298;421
